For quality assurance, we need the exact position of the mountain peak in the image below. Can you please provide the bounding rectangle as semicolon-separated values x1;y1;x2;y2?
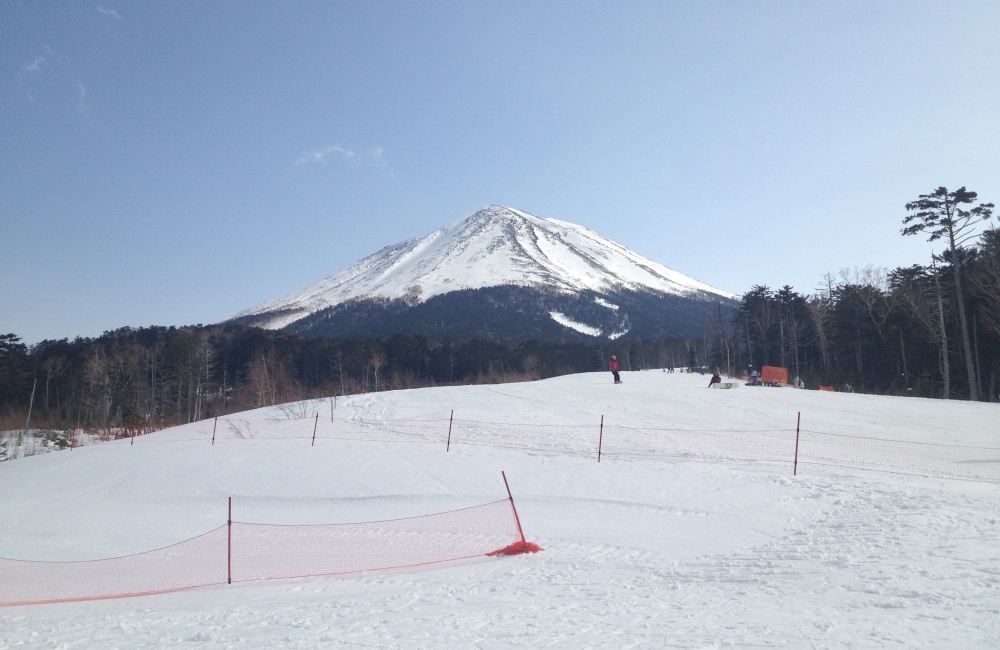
232;206;735;333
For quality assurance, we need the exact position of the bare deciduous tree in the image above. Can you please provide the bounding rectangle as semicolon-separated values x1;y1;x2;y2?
891;265;951;398
370;348;387;392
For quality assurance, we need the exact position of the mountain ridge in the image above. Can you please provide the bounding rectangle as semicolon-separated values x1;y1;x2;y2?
232;206;737;340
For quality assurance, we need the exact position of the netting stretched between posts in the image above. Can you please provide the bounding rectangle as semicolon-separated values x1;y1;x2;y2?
95;412;1000;484
599;425;796;464
0;526;228;606
798;430;1000;482
231;499;523;582
449;419;598;454
0;500;529;607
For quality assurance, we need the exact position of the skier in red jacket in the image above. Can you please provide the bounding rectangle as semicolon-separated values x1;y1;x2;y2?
610;355;621;384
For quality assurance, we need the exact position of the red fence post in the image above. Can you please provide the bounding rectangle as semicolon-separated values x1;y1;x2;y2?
212;417;217;446
227;497;232;585
793;412;801;476
446;409;454;452
312;413;319;446
501;471;527;546
598;415;604;463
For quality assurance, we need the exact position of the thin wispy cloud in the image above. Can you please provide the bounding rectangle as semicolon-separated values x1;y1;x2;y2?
96;5;122;21
23;56;47;74
369;147;390;172
74;82;89;114
297;144;356;166
295;144;393;177
22;46;54;78
20;47;52;102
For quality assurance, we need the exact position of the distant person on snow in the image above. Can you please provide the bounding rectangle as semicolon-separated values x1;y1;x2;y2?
708;372;721;387
610;356;621;384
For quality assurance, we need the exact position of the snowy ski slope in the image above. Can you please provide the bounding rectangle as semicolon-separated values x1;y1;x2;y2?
1;370;998;648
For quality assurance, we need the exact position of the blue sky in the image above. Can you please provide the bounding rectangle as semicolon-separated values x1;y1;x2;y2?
3;1;998;345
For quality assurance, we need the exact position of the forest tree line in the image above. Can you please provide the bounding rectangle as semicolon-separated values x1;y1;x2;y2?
0;326;695;432
705;187;999;401
1;187;997;432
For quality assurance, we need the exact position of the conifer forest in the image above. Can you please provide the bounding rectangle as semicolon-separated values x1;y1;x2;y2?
2;188;997;433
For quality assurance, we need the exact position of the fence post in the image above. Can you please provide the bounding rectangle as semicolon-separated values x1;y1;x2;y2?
227;496;232;584
212;417;217;445
501;471;527;546
312;413;319;447
131;426;135;446
598;415;604;463
793;412;801;476
331;396;335;422
446;410;454;452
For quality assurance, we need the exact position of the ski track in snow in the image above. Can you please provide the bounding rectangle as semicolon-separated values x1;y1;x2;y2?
1;372;999;648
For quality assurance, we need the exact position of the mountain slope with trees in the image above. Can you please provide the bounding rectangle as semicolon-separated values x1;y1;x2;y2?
2;188;997;444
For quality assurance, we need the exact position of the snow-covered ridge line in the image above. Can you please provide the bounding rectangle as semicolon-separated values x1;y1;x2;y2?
233;205;736;329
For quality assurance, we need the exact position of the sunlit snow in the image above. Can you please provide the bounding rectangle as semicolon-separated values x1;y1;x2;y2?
549;310;603;336
2;371;998;647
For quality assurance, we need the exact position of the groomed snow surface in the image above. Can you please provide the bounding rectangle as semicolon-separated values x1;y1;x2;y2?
2;371;999;648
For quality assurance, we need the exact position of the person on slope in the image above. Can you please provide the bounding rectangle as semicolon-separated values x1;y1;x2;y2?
708;371;721;387
610;355;622;384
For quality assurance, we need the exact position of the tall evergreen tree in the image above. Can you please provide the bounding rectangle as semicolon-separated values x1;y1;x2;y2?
903;187;995;400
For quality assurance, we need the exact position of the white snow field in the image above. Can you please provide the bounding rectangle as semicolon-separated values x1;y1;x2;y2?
1;370;999;648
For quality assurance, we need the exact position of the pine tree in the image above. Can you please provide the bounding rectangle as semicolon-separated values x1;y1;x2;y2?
903;187;995;400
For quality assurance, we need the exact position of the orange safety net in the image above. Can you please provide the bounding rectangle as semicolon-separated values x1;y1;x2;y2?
760;366;789;385
1;499;536;607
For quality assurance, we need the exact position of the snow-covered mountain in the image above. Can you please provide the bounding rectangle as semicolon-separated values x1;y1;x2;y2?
232;205;737;340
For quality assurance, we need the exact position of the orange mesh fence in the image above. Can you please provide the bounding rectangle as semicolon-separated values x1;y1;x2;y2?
600;426;796;464
0;500;528;607
449;418;597;454
232;500;522;582
0;526;228;606
760;366;789;385
85;412;1000;485
798;430;1000;482
82;416;454;447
